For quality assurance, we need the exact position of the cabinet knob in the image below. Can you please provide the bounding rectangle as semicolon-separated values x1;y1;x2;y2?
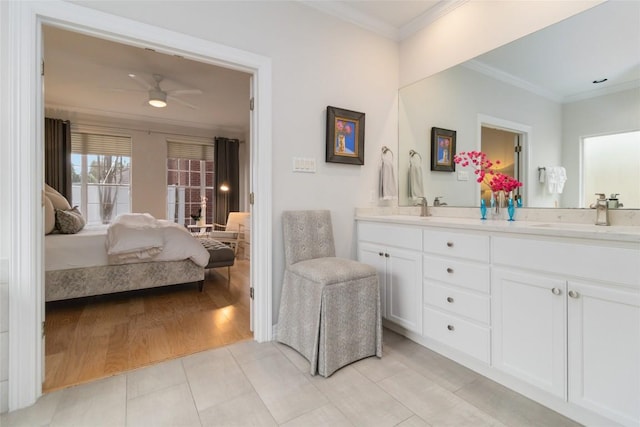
378;252;384;257
446;267;454;274
384;253;390;258
447;324;455;331
568;290;580;299
551;287;561;296
446;241;454;248
446;296;454;303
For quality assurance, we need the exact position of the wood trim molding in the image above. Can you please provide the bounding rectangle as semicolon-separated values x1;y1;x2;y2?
2;0;272;411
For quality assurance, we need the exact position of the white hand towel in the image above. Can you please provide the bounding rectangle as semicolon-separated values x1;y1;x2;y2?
408;156;424;199
379;153;397;200
546;166;567;194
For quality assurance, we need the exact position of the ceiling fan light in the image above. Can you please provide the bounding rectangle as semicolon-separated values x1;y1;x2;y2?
148;89;167;108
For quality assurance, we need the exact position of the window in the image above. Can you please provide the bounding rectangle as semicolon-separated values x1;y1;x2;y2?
582;130;640;208
71;132;132;224
167;140;214;226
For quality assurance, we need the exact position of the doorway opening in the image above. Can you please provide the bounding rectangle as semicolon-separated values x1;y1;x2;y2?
478;115;530;207
42;25;255;391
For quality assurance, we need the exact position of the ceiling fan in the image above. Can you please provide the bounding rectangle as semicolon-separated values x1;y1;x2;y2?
124;73;203;109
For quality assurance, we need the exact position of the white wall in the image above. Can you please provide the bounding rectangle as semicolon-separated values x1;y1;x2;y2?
562;87;640;207
399;65;562;208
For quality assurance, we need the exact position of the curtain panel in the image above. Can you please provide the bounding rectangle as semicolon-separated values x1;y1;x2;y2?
44;118;72;201
214;137;240;225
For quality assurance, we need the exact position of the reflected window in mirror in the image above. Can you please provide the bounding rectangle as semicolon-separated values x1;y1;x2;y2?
582;130;640;209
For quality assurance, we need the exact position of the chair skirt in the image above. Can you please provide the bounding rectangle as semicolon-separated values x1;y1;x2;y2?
277;258;382;377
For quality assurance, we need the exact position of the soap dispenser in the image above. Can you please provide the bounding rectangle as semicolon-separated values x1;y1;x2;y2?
608;193;620;209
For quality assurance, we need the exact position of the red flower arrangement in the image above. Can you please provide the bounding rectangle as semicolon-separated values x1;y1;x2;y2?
453;151;522;192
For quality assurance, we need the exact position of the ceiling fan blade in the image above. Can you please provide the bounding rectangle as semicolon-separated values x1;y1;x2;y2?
167;89;203;96
128;73;153;90
167;95;198;110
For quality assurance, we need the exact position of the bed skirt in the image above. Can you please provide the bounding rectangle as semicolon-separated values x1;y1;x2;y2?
45;260;204;302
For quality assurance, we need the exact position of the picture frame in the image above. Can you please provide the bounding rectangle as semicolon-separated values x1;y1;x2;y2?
326;106;365;165
430;127;456;172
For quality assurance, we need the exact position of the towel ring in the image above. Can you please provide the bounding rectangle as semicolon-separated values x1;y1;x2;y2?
409;150;422;161
382;146;394;158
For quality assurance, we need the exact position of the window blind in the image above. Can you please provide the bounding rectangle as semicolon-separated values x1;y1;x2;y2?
71;132;132;156
167;140;214;161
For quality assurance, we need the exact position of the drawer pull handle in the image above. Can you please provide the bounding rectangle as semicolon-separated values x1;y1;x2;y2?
446;242;454;248
447;324;455;331
568;290;579;299
551;287;561;296
446;297;454;303
446;267;454;274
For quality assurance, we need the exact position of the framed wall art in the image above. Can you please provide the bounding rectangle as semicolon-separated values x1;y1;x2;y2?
326;106;365;165
430;127;456;172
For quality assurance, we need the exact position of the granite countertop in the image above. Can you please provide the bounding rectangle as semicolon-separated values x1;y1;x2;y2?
355;214;640;244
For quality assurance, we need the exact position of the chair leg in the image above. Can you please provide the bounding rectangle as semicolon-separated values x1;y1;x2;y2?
198;279;204;292
227;266;231;288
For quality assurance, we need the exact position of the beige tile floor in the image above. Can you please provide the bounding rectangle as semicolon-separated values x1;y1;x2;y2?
2;329;581;427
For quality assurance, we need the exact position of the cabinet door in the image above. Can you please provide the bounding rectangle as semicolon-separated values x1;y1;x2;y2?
358;242;388;318
491;269;566;399
568;281;640;426
386;246;423;334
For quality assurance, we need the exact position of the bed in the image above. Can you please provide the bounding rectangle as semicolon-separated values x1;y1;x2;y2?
45;214;209;302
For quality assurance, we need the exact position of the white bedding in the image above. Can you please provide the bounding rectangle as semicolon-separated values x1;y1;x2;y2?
46;213;210;271
45;225;110;271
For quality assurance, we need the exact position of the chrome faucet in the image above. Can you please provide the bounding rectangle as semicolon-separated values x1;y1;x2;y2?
416;197;430;217
593;193;609;226
433;196;447;207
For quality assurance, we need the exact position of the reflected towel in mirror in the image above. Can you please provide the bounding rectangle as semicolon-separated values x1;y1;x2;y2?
546;166;567;194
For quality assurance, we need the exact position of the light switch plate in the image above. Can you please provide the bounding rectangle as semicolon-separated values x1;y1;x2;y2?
457;171;469;181
292;157;316;173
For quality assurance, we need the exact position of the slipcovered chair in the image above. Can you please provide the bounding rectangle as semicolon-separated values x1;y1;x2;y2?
277;210;382;377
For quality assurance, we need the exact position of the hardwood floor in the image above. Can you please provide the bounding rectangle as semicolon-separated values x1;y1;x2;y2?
43;259;252;393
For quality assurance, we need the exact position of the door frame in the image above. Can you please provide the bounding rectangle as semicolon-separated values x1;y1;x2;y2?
477;114;532;206
2;0;273;411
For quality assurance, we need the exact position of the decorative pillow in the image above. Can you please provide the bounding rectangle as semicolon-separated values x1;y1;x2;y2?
55;206;86;234
46;190;71;211
44;195;56;235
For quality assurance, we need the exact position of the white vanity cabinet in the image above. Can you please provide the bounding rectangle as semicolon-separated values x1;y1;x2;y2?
357;221;423;334
492;236;640;426
422;229;491;363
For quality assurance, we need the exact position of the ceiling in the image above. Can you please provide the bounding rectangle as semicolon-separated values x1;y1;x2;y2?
43;1;638;134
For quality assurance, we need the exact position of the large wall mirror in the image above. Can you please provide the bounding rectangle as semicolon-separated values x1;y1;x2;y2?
399;1;640;209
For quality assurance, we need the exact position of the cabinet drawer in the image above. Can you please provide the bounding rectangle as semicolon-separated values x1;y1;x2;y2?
423;307;490;364
424;282;489;324
423;229;489;262
358;222;422;251
423;255;490;293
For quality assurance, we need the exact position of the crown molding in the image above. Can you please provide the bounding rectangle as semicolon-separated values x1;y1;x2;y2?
300;0;468;41
562;79;640;104
301;1;400;40
400;0;469;40
463;59;563;103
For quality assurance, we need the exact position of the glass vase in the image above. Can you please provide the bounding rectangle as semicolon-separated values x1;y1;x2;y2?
491;191;506;220
480;199;487;220
507;196;515;221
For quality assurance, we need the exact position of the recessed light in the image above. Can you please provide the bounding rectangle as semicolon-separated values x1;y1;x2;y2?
592;78;608;84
